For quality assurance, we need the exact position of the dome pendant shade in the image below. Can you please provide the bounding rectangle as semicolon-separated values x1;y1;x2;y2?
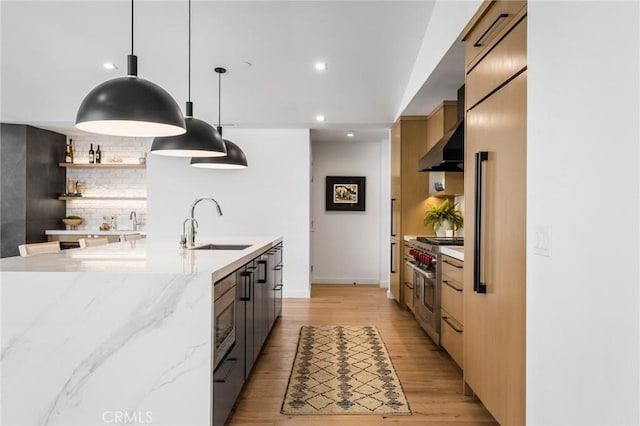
76;55;186;137
189;67;248;170
150;102;226;157
190;139;248;169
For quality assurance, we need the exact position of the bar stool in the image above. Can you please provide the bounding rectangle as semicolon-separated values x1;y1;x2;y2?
79;237;109;248
18;241;61;257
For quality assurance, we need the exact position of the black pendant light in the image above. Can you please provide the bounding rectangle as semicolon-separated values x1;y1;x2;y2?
150;0;226;157
75;0;186;137
190;68;248;169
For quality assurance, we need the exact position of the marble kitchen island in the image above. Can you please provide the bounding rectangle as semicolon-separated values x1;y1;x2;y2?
0;236;281;426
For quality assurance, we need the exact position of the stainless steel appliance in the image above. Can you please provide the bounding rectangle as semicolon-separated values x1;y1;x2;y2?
408;237;463;344
213;273;236;371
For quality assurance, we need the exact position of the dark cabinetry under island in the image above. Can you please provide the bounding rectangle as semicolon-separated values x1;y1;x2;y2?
213;243;283;425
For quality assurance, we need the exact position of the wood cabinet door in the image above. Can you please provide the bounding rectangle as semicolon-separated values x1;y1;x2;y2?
464;70;526;426
390;121;402;303
391;121;402;238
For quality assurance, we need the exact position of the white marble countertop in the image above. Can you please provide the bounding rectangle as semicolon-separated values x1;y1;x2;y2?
441;246;464;261
0;236;281;425
1;236;281;281
46;229;148;235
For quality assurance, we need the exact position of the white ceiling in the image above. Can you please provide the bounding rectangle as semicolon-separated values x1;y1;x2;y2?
0;1;465;144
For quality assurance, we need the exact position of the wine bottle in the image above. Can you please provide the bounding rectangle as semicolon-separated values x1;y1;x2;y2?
64;139;72;163
89;143;95;164
95;145;102;164
69;139;74;163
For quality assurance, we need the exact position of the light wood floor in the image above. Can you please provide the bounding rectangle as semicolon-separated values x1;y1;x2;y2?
228;284;497;425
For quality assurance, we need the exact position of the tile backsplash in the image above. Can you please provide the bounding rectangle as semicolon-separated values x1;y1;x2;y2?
63;135;152;232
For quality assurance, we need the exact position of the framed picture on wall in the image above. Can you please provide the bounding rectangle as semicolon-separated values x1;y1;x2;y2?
325;176;366;211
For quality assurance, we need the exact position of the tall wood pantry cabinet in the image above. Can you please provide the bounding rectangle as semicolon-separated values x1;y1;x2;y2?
389;116;428;305
461;1;527;425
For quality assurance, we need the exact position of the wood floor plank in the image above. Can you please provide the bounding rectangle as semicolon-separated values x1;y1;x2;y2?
227;285;496;425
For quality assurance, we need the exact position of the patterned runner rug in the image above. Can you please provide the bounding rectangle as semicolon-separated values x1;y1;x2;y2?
281;325;411;415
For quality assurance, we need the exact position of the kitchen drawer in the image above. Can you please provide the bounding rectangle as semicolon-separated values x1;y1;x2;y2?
441;308;463;368
442;255;463;284
463;0;526;68
441;277;463;323
466;15;527;109
404;282;415;313
213;345;245;426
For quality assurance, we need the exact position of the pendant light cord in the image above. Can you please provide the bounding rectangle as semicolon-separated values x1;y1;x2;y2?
131;0;134;55
188;0;191;102
214;67;226;134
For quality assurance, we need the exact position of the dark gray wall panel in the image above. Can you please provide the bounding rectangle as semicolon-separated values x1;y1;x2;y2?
25;126;66;243
1;124;27;257
1;124;65;258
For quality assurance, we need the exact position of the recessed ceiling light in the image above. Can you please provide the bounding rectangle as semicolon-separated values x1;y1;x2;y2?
316;114;326;122
347;131;355;137
102;62;117;70
315;62;327;71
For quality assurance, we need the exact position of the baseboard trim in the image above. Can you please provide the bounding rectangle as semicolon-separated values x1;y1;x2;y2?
311;278;380;285
283;288;311;299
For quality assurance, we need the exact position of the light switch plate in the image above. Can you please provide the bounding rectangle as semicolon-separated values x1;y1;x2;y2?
533;226;551;257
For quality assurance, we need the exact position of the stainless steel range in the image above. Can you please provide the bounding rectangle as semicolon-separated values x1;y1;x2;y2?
407;236;463;344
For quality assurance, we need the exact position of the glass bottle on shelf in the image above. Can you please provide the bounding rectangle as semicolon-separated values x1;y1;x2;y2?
65;139;75;163
100;216;111;231
95;145;102;164
89;144;95;164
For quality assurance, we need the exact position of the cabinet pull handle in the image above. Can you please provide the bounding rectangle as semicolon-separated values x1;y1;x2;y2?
390;242;397;273
473;13;509;47
213;357;238;383
443;259;463;269
474;151;488;294
443;279;463;292
391;198;397;237
273;284;283;291
442;316;463;333
257;260;267;283
240;271;252;301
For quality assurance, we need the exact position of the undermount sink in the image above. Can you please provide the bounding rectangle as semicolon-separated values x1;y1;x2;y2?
189;244;251;251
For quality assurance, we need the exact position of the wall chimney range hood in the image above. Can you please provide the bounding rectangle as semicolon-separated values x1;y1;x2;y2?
418;85;465;172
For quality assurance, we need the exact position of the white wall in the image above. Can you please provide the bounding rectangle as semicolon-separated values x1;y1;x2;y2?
147;128;311;298
311;139;389;285
527;2;639;424
396;0;482;118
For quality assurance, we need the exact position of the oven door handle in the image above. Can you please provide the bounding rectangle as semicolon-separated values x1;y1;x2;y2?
474;151;488;294
413;266;434;279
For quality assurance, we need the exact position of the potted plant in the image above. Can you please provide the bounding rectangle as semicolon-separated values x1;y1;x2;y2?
424;199;463;237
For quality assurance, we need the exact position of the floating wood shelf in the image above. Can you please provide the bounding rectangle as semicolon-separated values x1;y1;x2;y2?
58;196;147;201
58;163;146;169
